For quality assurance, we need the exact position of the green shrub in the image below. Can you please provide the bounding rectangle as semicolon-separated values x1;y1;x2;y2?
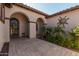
41;25;79;50
73;25;79;35
69;25;79;49
69;32;76;41
63;37;73;48
45;26;79;49
48;36;54;42
73;38;79;49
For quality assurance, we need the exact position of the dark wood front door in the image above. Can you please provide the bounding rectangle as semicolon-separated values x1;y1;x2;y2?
10;18;19;38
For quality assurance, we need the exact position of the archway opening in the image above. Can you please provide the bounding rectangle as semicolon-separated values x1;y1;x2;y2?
10;18;19;38
36;18;44;38
10;12;29;38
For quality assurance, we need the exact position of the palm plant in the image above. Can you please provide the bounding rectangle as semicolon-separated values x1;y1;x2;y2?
53;16;69;45
57;16;69;28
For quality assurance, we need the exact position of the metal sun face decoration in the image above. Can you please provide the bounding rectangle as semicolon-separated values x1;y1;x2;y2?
57;16;69;28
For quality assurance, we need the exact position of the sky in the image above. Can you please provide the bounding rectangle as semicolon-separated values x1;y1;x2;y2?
26;3;79;15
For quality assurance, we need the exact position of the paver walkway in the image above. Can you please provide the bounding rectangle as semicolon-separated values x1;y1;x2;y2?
9;38;79;56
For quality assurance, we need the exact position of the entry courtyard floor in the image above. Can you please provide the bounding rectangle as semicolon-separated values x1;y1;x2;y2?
9;38;79;56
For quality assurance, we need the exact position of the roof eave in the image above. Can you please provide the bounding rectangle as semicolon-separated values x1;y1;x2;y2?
47;5;79;18
13;3;49;17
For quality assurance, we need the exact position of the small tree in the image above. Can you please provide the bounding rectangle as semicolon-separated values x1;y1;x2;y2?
55;16;69;35
54;16;69;46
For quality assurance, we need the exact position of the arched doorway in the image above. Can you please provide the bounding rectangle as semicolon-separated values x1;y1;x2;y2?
36;18;44;38
10;12;29;38
10;18;19;38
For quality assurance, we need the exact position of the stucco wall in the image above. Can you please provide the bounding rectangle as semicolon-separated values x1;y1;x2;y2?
4;4;47;39
2;4;79;51
47;9;79;31
0;21;5;51
5;5;47;23
4;20;10;42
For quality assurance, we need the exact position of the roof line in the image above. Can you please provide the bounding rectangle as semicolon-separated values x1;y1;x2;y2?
13;3;49;16
46;5;79;18
5;3;79;18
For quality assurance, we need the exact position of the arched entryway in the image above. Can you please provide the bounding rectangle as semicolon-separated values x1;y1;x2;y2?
36;18;45;38
10;12;29;38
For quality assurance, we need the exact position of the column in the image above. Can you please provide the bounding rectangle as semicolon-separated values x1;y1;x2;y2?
4;19;10;42
29;22;36;39
0;21;4;51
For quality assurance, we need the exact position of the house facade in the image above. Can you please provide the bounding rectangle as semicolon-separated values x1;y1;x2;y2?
0;3;48;51
0;3;79;52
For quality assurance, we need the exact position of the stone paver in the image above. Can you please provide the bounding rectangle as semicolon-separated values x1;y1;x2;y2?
9;38;79;56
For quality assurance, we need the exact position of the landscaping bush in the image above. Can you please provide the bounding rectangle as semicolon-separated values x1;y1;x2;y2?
41;26;79;50
70;25;79;49
40;16;79;50
63;37;73;48
44;27;66;46
47;35;54;42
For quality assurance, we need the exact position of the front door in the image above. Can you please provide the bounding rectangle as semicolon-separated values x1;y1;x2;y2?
10;18;19;38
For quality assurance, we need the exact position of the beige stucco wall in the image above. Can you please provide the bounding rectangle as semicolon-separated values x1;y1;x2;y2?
4;4;47;39
0;21;5;51
5;5;47;23
0;3;48;51
47;9;79;31
4;20;10;42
